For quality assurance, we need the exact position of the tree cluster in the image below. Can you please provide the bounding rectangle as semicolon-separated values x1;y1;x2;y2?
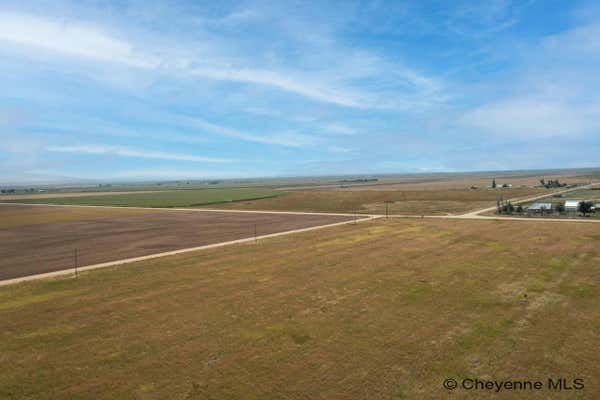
578;201;594;216
540;179;566;188
497;201;521;214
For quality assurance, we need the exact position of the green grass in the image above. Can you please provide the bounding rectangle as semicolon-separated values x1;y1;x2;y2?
559;189;600;201
1;188;283;208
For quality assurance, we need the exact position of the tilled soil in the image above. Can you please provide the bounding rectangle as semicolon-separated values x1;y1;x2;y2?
0;205;352;280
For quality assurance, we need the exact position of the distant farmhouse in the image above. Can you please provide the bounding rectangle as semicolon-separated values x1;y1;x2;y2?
528;202;553;214
519;198;598;217
488;178;513;189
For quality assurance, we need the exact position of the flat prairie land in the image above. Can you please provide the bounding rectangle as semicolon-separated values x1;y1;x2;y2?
345;172;596;191
0;190;165;201
517;188;600;205
279;170;600;191
558;188;600;201
0;205;352;280
205;187;546;215
1;218;598;399
0;188;281;207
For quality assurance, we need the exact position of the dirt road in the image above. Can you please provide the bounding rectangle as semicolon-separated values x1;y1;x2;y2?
1;182;597;286
0;205;365;283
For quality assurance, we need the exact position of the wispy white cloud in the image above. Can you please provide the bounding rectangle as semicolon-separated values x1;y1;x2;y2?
543;22;600;57
187;66;365;108
460;17;600;138
328;145;352;153
194;8;262;28
187;118;318;147
461;99;600;137
0;11;157;68
0;11;443;110
444;0;531;38
0;11;361;107
323;123;357;135
45;144;234;163
113;168;262;180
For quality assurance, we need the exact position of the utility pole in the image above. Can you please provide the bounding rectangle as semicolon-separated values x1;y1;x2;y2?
74;248;79;278
384;200;394;219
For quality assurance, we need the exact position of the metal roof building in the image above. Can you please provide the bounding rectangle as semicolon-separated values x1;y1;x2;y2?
564;200;580;210
528;203;553;211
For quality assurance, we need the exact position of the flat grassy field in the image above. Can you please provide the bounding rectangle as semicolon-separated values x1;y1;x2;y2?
1;218;598;399
276;170;600;191
0;190;165;201
205;187;546;215
559;189;600;201
1;188;282;208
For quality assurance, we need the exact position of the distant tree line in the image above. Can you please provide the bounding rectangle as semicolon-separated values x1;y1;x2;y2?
339;178;378;183
497;198;520;214
540;179;567;188
497;201;523;214
0;188;38;194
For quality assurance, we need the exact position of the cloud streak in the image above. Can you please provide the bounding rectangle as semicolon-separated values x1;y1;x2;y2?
461;99;600;138
459;15;600;139
187;118;319;147
0;12;157;68
46;145;234;163
0;10;442;110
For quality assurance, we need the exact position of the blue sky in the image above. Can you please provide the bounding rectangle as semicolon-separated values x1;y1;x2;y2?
1;0;599;183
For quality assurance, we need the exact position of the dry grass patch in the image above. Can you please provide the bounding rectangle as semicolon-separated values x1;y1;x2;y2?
205;187;545;215
1;219;599;399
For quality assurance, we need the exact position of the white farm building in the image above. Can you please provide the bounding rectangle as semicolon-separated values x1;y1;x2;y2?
564;200;580;212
